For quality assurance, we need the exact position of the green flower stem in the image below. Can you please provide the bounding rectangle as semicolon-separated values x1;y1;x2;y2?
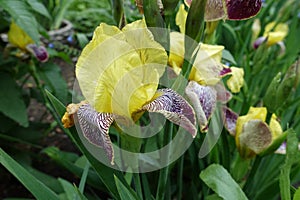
79;161;90;193
133;173;143;200
177;154;184;200
265;111;273;125
28;61;56;120
243;156;263;193
221;133;230;171
156;121;173;200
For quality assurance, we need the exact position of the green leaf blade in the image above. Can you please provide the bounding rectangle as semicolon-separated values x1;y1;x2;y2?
114;175;139;200
0;148;59;200
200;164;248;200
0;73;28;127
0;0;40;44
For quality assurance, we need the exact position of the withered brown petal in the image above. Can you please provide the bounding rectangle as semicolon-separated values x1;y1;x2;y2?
239;119;272;154
226;0;262;20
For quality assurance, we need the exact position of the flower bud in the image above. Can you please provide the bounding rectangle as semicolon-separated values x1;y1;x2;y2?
276;62;297;106
263;72;282;113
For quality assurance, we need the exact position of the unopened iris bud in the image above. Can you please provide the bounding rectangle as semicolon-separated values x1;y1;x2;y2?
276;62;297;106
263;72;282;113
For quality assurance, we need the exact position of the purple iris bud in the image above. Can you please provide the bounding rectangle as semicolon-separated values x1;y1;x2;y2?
48;43;55;48
253;36;267;49
26;44;49;62
220;67;232;76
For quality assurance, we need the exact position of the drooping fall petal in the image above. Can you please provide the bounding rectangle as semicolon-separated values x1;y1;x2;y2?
76;104;115;165
185;81;217;132
222;106;238;136
238;119;272;158
143;88;197;137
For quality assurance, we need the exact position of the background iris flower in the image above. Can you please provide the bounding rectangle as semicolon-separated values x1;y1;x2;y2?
7;22;48;62
235;107;284;158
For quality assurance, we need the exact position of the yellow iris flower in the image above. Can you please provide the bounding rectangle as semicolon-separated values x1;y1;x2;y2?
235;107;283;158
253;22;289;49
169;31;225;86
264;22;289;46
63;20;197;164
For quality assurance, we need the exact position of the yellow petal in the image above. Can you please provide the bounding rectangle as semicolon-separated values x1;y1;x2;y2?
226;67;244;93
76;20;167;118
169;32;185;72
251;19;261;42
8;22;34;50
175;4;188;34
190;43;224;85
266;32;287;46
269;114;283;140
263;22;288;46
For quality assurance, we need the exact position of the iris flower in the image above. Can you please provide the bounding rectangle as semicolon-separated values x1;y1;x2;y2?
235;107;283;158
7;22;48;62
62;20;197;164
168;30;241;133
253;22;289;49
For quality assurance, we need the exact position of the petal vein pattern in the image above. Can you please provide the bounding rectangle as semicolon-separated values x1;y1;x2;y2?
76;104;115;165
143;88;197;138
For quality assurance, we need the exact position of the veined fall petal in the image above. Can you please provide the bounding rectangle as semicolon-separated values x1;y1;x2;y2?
76;104;115;165
185;81;217;132
143;88;197;137
222;107;238;136
61;101;115;164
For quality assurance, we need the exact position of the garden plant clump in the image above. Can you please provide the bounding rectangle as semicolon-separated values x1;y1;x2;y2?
1;0;300;199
